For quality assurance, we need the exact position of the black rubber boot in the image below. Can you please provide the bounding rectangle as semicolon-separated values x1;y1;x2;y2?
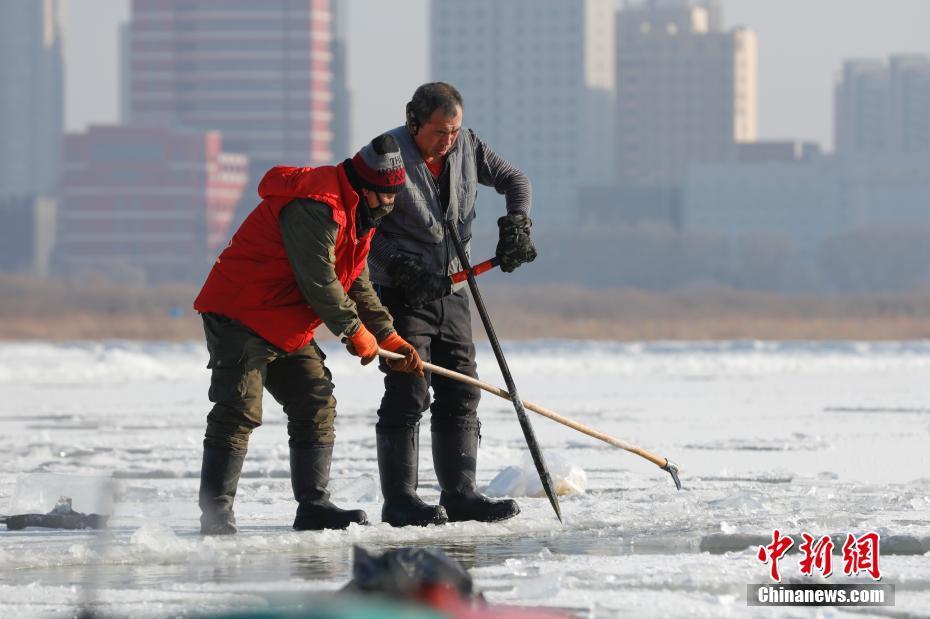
433;427;520;523
377;425;448;527
291;445;368;530
199;446;246;535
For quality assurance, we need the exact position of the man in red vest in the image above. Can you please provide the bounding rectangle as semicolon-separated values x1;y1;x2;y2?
193;134;423;535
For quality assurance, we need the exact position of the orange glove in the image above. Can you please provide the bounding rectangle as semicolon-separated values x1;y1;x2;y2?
345;324;378;365
379;332;425;377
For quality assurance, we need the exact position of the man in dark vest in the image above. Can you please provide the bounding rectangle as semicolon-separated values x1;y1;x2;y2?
368;83;538;527
193;135;423;535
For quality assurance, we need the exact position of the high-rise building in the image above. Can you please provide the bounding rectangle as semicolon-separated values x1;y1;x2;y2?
119;21;132;124
0;0;65;201
834;60;891;154
58;126;247;284
615;0;757;185
128;0;336;223
430;0;616;223
835;55;930;154
0;196;57;277
889;55;930;153
330;0;351;160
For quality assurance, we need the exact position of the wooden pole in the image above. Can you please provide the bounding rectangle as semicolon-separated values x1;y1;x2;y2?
379;348;682;487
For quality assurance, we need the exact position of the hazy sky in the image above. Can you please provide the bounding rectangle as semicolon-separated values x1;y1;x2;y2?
64;0;929;151
723;0;929;149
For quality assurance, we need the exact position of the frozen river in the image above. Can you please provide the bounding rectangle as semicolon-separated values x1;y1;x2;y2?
1;340;929;618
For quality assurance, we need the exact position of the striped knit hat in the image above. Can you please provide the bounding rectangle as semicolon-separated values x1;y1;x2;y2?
345;134;406;194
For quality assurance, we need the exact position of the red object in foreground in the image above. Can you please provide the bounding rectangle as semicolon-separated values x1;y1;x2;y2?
450;257;501;285
418;583;573;619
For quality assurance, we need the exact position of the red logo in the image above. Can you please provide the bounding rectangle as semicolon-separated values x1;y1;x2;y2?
842;532;881;580
757;529;794;582
799;534;834;577
757;531;882;582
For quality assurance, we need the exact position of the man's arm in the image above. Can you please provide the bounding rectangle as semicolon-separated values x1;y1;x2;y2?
472;129;532;215
367;228;399;277
280;198;424;374
348;263;395;341
279;199;364;337
472;130;538;273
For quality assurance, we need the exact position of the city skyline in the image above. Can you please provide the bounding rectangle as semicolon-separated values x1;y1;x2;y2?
10;0;930;291
63;0;930;151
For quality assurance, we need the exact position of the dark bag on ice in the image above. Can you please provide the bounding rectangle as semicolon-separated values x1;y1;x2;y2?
2;496;109;531
342;545;475;600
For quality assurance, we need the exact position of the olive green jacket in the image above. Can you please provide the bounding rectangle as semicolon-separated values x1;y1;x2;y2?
279;198;394;340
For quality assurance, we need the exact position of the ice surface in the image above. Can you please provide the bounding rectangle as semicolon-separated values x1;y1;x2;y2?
1;340;929;618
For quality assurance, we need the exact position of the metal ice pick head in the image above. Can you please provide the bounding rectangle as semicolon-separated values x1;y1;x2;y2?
662;459;682;491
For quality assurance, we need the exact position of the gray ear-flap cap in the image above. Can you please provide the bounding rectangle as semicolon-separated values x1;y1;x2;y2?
350;134;407;194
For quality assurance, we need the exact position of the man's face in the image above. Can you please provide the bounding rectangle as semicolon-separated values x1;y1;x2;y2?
413;106;463;162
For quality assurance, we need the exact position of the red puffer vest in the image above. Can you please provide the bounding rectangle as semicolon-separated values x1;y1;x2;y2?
194;164;372;352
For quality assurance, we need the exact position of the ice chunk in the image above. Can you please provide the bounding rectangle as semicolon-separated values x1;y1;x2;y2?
129;523;192;557
705;491;764;513
719;521;737;534
513;571;562;599
485;452;587;498
699;533;770;554
485;466;528;497
8;473;116;515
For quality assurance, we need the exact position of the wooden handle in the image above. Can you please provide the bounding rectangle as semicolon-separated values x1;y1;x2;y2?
378;348;671;470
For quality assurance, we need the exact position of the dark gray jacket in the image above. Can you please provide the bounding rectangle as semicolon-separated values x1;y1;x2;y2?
368;126;531;287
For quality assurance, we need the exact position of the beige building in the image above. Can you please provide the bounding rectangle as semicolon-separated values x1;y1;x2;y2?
615;0;757;185
430;0;616;223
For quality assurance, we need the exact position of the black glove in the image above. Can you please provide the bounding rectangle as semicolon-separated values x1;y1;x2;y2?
496;212;537;273
388;254;451;308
